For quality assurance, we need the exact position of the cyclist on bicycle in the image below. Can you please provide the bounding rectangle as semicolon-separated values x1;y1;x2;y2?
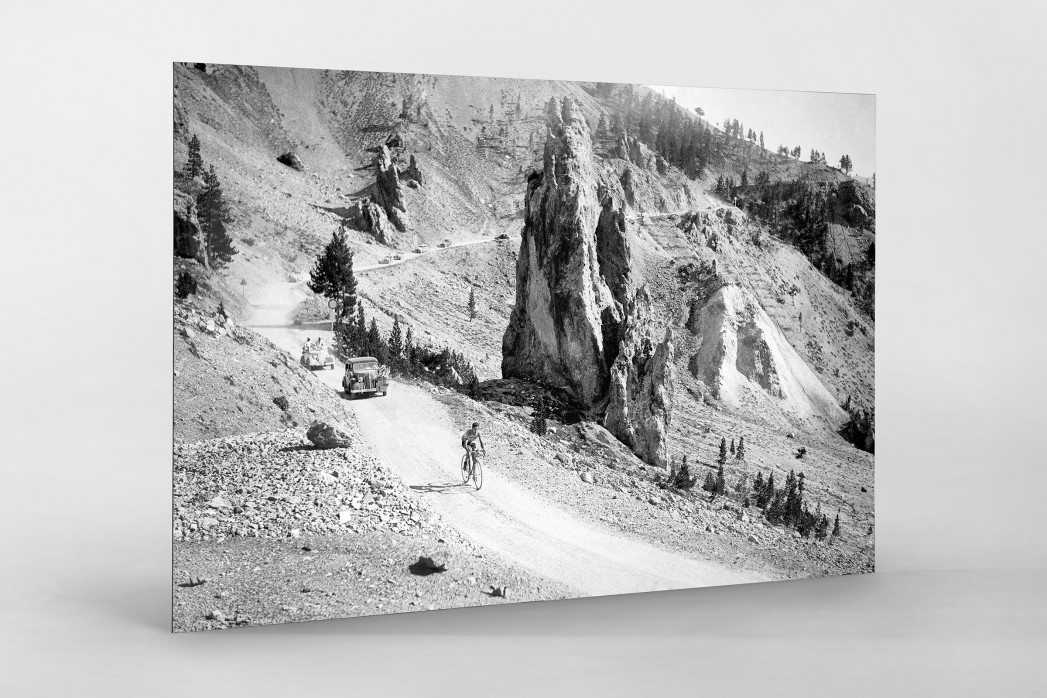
461;421;486;460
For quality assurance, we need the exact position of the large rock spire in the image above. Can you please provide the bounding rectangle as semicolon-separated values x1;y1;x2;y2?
502;96;673;467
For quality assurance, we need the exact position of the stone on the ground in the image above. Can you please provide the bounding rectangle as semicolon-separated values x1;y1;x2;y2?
306;422;352;449
208;495;232;510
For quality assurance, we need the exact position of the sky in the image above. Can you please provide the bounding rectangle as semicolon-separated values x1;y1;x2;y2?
648;85;876;178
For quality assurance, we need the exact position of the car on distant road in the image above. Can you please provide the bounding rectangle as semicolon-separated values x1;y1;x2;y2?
437;238;452;248
495;233;510;240
392;253;402;260
300;344;335;371
342;356;389;398
378;257;391;264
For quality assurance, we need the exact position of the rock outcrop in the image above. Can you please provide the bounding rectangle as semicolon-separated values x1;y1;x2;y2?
610;135;655;171
373;145;409;232
173;85;189;140
619;168;635;208
502;97;627;405
687;284;846;425
405;154;423;185
604;290;675;469
174;189;209;267
344;198;392;245
502;97;673;467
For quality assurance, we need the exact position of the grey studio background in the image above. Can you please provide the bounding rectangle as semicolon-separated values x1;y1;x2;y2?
1;1;1045;696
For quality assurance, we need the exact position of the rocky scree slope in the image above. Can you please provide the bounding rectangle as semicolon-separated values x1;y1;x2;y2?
173;424;573;631
174;302;349;443
173;64;711;298
632;206;872;435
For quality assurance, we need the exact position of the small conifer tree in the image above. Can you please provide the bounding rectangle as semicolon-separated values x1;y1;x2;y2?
529;401;547;436
185;134;203;179
468;286;476;320
308;230;357;324
196;165;238;268
175;271;197;299
718;437;728;465
388;315;404;368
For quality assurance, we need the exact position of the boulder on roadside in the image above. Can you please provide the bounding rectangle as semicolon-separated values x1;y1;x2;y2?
306;421;352;449
277;151;305;171
409;555;447;576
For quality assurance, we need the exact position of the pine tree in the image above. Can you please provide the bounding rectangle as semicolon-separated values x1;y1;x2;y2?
730;438;736;455
468;373;482;400
196;165;237;268
832;513;841;537
467;286;476;320
672;455;697;490
595;113;609;149
715;463;726;495
308;229;357;323
367;318;385;362
736;436;746;461
388;315;404;368
355;305;367;354
175;271;197;299
718;436;728;465
185;134;203;179
404;325;415;369
529;400;547;436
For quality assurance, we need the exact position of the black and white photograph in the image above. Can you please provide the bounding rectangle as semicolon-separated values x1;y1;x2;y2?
172;64;875;630
3;1;1046;695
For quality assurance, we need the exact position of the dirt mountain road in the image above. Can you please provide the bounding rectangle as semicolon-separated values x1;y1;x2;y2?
248;282;763;596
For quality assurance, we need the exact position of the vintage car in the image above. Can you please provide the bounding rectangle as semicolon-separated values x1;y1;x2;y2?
300;344;335;371
392;253;402;260
342;356;389;398
437;239;451;248
378;257;391;264
495;233;510;240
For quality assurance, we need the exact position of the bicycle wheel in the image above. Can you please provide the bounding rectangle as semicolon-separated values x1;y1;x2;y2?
461;453;471;485
472;454;483;490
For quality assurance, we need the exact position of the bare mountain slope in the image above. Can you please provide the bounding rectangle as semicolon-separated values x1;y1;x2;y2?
173;61;873;448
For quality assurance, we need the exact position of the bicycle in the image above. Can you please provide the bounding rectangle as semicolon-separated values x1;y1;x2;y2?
460;447;484;491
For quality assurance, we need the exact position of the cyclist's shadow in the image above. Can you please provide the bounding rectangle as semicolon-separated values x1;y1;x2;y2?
410;481;471;494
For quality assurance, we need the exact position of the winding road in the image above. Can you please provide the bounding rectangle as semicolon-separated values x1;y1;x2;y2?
248;278;762;597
